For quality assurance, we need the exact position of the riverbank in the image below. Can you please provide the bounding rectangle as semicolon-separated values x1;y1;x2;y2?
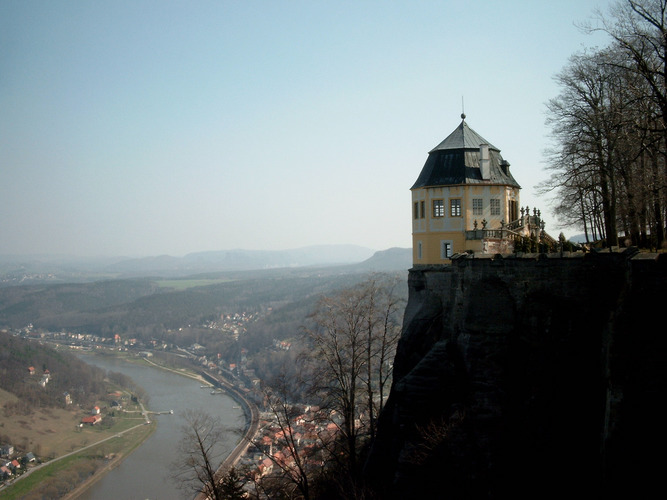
0;420;156;500
60;420;156;500
72;352;250;500
60;452;125;500
63;354;207;499
139;356;260;472
1;351;253;500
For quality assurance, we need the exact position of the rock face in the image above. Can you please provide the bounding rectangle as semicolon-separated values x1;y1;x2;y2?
366;249;666;499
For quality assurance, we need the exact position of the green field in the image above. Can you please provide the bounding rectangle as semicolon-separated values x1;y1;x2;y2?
0;387;155;499
0;422;155;500
155;277;235;290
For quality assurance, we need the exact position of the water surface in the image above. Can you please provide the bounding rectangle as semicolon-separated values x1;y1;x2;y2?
75;354;245;500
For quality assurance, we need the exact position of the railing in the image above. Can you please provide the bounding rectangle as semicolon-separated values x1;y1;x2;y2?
466;229;505;240
466;206;550;242
506;215;541;232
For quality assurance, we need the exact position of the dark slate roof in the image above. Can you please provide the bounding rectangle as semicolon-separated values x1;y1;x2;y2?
429;118;499;152
411;116;521;189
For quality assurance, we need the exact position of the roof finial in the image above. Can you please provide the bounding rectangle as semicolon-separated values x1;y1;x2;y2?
461;96;466;121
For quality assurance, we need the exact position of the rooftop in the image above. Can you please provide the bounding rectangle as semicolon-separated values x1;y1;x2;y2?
411;115;521;189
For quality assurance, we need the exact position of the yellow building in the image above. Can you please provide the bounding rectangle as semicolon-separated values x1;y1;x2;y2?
412;115;544;265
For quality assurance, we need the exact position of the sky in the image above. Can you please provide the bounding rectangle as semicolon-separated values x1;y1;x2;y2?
0;0;613;258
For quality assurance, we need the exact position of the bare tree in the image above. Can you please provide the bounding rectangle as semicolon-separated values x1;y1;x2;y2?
256;370;318;500
173;409;229;500
359;275;402;445
304;274;404;480
584;0;667;247
543;47;633;246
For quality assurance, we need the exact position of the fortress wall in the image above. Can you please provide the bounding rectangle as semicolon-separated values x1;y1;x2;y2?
366;249;666;499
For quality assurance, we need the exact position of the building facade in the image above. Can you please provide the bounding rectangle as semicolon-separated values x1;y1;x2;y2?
412;115;545;265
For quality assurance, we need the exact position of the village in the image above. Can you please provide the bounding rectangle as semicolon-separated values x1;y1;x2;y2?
0;359;152;489
0;310;324;492
0;445;36;483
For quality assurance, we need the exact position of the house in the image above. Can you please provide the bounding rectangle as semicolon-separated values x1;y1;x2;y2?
0;444;13;457
0;465;12;478
39;370;50;387
81;415;102;425
28;366;35;375
91;406;100;415
25;452;36;462
64;392;72;405
258;458;273;477
411;114;554;265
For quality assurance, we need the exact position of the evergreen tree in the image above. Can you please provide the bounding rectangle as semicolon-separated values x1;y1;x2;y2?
219;467;245;500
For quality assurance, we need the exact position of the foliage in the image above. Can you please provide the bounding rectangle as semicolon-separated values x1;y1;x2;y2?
0;331;110;412
219;467;246;500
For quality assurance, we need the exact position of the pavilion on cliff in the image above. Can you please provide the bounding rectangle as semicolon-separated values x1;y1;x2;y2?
411;114;554;265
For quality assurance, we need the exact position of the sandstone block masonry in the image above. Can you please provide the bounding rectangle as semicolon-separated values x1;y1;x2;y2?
366;248;666;499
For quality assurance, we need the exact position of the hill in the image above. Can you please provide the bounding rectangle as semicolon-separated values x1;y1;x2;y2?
0;248;411;334
0;245;384;284
0;332;127;414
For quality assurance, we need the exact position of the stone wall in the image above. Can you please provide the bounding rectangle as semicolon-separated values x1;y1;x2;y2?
366;249;666;498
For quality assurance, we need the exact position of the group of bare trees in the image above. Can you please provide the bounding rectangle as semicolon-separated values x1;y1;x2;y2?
542;0;667;249
304;275;402;480
255;274;404;499
174;274;405;499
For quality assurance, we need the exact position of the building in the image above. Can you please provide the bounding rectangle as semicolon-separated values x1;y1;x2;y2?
411;114;549;265
81;415;102;425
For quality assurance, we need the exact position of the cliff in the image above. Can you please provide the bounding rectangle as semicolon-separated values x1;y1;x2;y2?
366;248;666;498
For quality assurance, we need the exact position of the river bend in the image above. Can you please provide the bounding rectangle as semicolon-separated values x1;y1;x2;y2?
75;354;245;500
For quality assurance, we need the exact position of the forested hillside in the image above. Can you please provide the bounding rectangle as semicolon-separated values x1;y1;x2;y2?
0;332;134;415
0;278;159;330
0;267;406;339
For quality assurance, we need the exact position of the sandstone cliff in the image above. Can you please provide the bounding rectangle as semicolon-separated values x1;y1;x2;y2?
366;249;666;498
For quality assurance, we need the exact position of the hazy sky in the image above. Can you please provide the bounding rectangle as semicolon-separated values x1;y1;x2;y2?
1;0;611;257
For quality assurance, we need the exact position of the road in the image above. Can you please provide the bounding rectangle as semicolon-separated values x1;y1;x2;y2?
194;372;260;500
2;420;148;489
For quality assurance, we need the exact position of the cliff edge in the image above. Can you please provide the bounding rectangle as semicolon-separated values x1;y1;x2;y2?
366;249;666;498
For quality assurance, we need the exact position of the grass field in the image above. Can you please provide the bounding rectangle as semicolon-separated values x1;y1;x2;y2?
0;388;146;460
0;388;84;459
155;277;235;290
0;387;155;499
0;422;155;500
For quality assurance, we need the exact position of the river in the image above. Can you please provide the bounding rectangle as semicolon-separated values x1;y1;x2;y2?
74;354;246;500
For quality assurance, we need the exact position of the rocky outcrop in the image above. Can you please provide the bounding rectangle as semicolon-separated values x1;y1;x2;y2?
366;249;666;499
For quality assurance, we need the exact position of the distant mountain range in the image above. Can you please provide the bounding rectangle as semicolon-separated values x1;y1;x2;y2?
0;245;412;284
105;244;378;275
